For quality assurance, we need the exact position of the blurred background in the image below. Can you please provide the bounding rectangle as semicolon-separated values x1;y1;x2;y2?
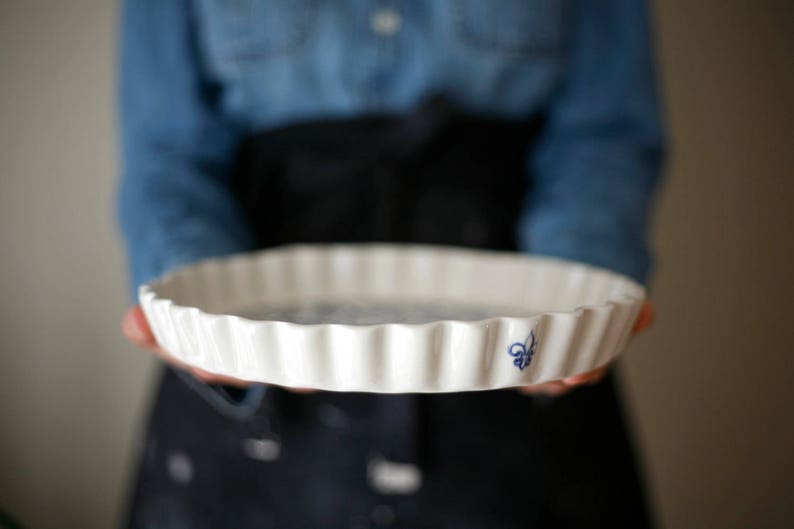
0;1;792;528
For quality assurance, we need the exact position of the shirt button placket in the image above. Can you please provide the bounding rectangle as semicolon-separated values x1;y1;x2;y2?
365;4;402;106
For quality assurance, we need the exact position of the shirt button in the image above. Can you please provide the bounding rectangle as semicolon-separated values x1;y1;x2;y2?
370;8;402;37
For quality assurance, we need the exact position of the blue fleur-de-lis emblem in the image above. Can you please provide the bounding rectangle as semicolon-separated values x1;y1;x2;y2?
507;331;537;371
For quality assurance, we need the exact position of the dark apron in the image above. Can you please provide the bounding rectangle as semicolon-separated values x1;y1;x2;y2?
124;98;653;529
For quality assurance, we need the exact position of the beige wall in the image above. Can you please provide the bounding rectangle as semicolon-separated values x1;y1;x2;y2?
0;2;156;528
0;1;791;528
623;1;794;528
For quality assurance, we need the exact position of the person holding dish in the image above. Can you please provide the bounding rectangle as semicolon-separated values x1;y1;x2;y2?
118;1;663;527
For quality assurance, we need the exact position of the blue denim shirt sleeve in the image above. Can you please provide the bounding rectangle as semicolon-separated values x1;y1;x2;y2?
517;0;665;283
118;0;255;291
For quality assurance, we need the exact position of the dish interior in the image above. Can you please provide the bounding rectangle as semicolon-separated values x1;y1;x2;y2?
148;245;643;323
233;299;537;325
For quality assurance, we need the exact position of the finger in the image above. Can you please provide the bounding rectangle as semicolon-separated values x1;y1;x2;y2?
189;369;318;392
189;367;253;387
122;306;157;347
517;381;570;397
287;387;318;394
562;365;608;386
124;306;315;391
122;306;180;364
632;300;655;333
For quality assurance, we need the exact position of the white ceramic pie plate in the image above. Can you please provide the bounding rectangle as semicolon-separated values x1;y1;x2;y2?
140;244;645;393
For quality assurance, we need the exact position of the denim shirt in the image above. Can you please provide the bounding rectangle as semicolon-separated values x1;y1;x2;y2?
118;0;664;292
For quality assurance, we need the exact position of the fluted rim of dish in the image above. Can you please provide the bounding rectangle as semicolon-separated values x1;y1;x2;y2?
140;244;645;392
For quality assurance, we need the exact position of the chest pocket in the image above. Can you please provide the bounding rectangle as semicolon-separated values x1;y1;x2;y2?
196;0;317;72
452;0;567;54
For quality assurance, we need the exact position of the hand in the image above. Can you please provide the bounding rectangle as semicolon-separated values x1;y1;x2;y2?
122;305;254;386
515;300;654;397
123;305;317;391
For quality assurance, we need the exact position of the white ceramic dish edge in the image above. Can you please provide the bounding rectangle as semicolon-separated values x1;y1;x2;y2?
139;244;646;393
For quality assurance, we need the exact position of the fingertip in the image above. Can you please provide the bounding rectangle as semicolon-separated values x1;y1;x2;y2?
540;382;570;396
122;305;155;345
517;381;569;396
289;387;318;394
131;306;153;333
633;301;655;332
562;373;586;385
563;366;607;386
190;367;215;380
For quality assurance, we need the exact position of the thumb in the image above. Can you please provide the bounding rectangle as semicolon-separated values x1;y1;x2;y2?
632;300;655;333
122;305;157;347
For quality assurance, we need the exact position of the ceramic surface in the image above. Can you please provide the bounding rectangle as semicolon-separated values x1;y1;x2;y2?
139;244;645;392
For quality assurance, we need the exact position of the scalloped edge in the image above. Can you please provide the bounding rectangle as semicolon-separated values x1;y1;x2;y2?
140;244;645;392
